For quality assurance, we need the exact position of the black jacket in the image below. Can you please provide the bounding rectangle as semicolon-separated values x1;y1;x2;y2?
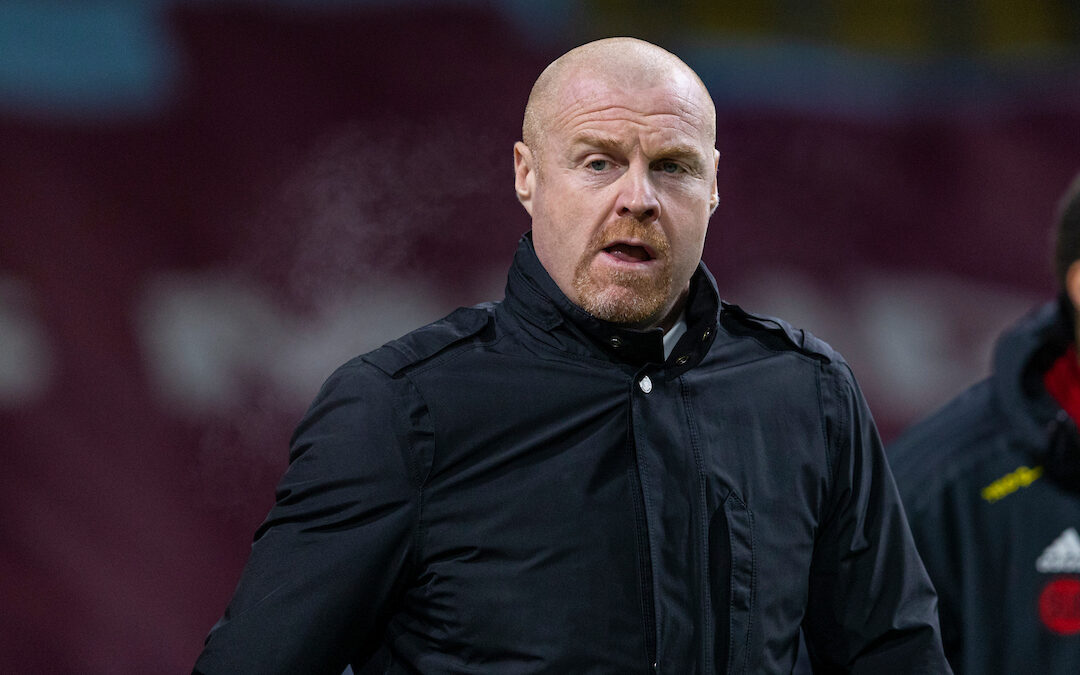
196;234;948;674
889;298;1080;674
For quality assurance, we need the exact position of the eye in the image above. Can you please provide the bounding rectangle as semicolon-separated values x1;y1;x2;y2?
587;159;609;172
658;160;684;174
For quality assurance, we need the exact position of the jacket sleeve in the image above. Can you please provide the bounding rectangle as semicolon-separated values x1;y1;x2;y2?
193;360;426;674
894;478;965;671
886;421;969;672
801;362;951;674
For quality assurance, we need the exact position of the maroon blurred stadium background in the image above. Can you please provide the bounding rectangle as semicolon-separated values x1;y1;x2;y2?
3;2;1080;671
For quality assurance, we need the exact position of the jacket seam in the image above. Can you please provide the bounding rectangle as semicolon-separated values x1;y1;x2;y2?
399;332;506;380
716;320;833;366
815;362;835;494
724;491;756;674
692;348;826;379
680;376;712;672
818;362;850;529
401;372;435;589
744;504;757;674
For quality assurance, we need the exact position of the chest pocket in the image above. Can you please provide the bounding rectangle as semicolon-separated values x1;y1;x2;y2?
709;490;756;674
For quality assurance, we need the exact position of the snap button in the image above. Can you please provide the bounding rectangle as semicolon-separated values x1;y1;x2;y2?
609;336;623;348
638;375;653;393
675;355;689;365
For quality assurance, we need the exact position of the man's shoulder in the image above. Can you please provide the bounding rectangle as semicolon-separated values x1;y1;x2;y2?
359;303;497;378
889;380;1002;464
887;379;1014;508
302;303;497;415
717;301;841;366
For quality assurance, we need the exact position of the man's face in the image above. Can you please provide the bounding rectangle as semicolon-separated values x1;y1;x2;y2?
515;68;719;330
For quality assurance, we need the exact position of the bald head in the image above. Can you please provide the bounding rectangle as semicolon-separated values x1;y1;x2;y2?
512;37;720;331
522;38;716;157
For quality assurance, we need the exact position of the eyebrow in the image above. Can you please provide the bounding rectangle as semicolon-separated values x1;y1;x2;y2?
656;144;707;165
569;133;707;168
569;133;625;154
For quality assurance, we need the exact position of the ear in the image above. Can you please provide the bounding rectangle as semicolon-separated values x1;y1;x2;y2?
514;141;536;216
708;148;720;214
1066;260;1080;323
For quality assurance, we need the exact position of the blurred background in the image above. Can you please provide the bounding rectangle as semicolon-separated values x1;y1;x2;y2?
2;0;1079;670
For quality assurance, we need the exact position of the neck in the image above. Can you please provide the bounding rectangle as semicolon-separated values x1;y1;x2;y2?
655;292;688;334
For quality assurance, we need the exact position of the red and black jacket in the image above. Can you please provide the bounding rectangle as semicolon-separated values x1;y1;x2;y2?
890;296;1080;674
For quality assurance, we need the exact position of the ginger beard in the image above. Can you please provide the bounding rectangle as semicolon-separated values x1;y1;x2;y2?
571;216;674;326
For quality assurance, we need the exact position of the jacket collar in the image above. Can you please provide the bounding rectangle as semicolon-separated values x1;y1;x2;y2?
502;232;719;370
993;294;1075;447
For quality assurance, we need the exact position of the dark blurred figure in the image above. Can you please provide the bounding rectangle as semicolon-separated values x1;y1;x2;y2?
890;172;1080;673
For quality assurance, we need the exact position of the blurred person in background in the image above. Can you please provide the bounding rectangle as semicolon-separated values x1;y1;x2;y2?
889;172;1080;673
195;37;948;674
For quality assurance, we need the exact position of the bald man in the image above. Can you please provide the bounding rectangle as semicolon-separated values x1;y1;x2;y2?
195;38;949;674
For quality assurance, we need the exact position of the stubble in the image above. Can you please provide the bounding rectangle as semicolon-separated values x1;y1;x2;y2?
571;217;673;326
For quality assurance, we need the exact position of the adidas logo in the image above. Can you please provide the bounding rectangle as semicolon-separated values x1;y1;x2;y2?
1036;528;1080;573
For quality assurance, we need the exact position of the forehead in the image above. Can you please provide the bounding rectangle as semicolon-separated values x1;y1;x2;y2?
546;70;714;150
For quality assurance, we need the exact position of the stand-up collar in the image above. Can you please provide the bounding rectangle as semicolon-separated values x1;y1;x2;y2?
502;232;719;370
993;294;1074;446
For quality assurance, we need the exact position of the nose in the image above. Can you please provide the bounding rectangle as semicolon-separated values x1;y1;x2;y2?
615;164;660;222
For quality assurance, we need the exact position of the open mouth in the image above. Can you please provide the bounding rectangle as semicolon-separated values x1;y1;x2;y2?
602;242;655;263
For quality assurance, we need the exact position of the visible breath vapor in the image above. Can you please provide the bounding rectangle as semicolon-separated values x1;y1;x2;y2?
245;118;506;311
